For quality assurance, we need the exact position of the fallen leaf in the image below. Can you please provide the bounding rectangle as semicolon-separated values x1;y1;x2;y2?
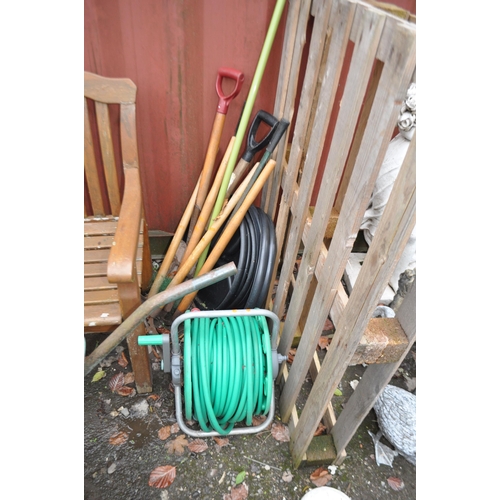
165;434;188;455
170;423;180;434
214;437;229;451
310;466;332;487
109;431;129;445
334;388;343;396
118;351;128;367
387;477;405;491
158;426;171;440
109;372;124;392
188;439;208;453
223;482;248;500
123;372;135;385
149;465;176;488
314;422;327;436
116;386;135;397
147;394;160;401
317;336;330;350
92;370;106;383
271;422;290;442
287;348;296;364
282;470;293;482
235;470;246;485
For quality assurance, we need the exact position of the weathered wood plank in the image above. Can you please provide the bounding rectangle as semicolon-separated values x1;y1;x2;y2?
332;278;416;463
95;101;121;215
84;71;136;104
262;0;312;218
290;131;416;468
279;3;387;416
84;303;122;327
278;0;373;360
84;288;119;305
267;0;334;316
84;98;105;215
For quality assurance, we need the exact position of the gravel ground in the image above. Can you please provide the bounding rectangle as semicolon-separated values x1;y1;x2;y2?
84;332;416;500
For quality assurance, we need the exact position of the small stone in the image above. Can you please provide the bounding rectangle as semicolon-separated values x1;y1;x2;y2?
107;462;117;474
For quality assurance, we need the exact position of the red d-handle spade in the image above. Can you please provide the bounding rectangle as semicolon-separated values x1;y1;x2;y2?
216;67;245;115
188;67;245;240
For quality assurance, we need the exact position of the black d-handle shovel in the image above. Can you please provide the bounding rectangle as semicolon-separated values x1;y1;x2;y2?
228;118;290;222
225;110;279;199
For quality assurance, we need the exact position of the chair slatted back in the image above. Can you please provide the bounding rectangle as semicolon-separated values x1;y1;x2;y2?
84;72;137;217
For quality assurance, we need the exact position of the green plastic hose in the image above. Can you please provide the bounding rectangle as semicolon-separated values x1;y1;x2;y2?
183;314;273;435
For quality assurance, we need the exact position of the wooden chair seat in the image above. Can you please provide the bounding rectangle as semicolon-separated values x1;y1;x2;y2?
84;216;146;329
84;71;153;393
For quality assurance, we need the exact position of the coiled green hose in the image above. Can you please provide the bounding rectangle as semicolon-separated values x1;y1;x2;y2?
183;314;273;435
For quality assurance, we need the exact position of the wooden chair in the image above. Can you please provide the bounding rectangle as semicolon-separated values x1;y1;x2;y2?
84;71;153;393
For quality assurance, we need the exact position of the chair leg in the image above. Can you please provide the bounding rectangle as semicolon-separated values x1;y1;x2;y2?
117;279;153;393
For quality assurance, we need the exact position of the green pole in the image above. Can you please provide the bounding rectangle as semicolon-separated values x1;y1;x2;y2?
195;0;287;275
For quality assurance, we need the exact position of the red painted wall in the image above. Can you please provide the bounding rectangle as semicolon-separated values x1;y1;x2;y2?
84;0;415;231
85;0;286;232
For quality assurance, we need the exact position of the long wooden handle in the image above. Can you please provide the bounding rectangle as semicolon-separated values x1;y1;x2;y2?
179;136;235;271
147;176;200;297
167;163;259;291
174;159;277;314
188;112;227;239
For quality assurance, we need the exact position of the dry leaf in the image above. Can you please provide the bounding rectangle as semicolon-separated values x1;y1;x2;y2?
118;351;128;367
271;422;290;442
158;426;171;440
109;372;125;392
387;477;405;491
317;336;330;350
148;465;176;488
116;386;135;397
165;434;188;455
214;437;229;451
147;394;160;401
109;431;129;445
170;423;180;434
282;470;293;482
223;482;248;500
310;466;332;487
287;348;296;364
252;415;267;426
188;439;208;453
123;372;135;385
313;422;327;436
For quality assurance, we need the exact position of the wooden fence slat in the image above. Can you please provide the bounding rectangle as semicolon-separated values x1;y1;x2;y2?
262;0;312;218
95;101;121;215
269;0;335;319
332;277;416;462
277;0;371;360
278;4;388;419
289;132;416;468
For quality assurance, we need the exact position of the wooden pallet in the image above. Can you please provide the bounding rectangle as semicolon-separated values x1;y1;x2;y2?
260;0;416;468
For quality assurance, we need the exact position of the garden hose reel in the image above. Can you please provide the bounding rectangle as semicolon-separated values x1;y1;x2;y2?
139;308;287;438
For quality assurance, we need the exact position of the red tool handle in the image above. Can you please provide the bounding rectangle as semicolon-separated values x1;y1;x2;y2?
216;67;244;115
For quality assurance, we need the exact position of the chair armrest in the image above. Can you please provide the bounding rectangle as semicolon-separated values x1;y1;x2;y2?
107;168;142;283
